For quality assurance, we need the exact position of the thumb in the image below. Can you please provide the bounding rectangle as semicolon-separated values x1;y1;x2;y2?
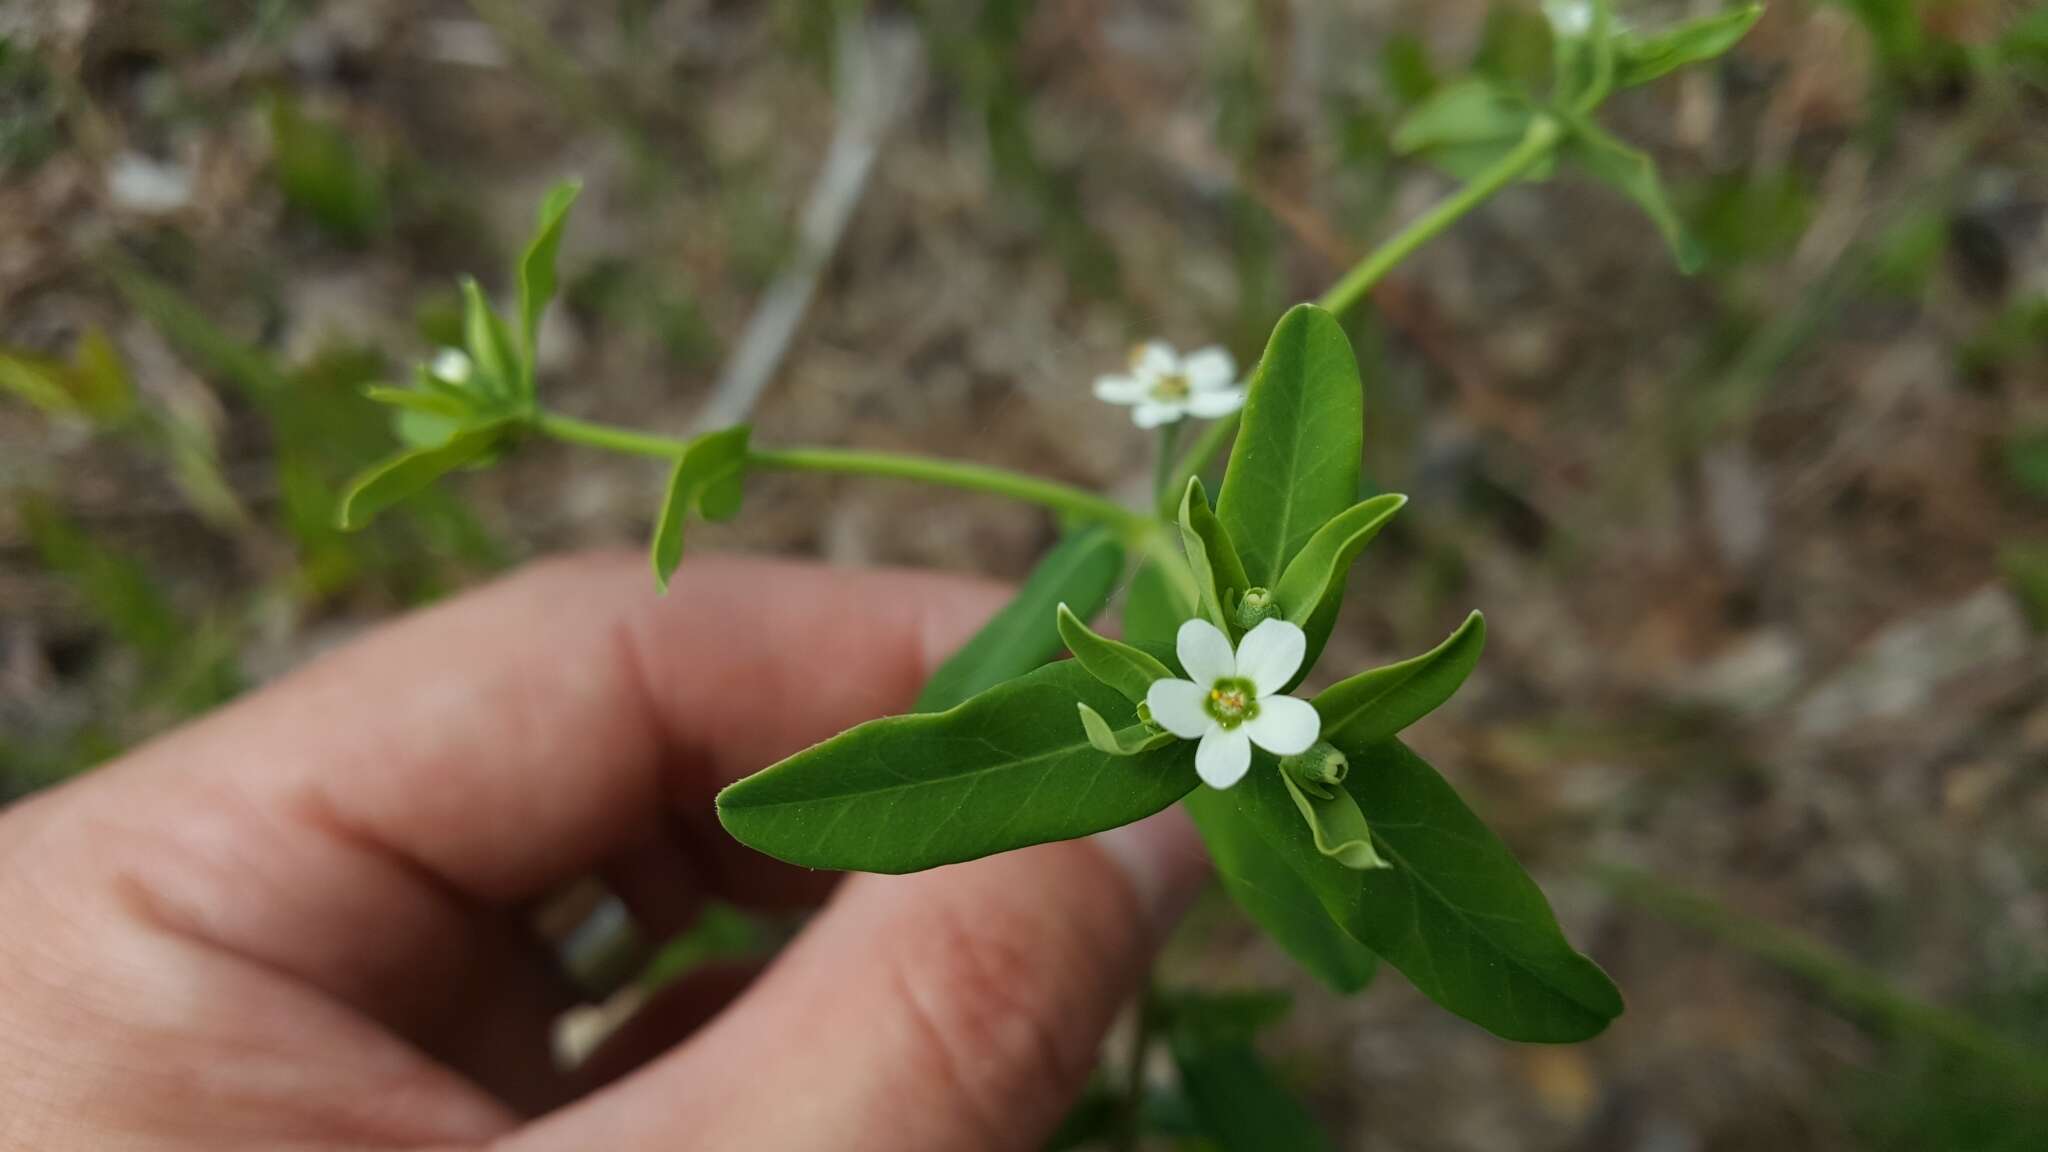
507;809;1208;1152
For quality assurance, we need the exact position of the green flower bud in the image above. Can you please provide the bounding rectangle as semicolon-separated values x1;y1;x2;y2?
1235;586;1280;631
1135;700;1155;728
1281;742;1349;791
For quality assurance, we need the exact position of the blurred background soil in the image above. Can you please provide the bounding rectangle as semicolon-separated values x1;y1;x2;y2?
2;1;2045;1148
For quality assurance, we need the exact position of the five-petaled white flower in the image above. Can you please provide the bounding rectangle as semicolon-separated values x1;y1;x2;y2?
1093;341;1245;428
1146;617;1321;789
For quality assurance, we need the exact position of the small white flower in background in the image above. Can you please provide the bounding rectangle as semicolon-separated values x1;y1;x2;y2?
429;348;474;386
1093;341;1245;428
1146;617;1320;789
1543;0;1593;37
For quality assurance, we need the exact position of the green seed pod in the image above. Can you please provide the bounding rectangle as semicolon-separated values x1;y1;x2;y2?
1281;742;1349;791
1235;586;1280;630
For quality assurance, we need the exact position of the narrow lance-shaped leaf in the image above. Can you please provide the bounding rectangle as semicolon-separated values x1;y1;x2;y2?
362;385;472;420
651;425;752;591
1281;773;1390;871
517;180;582;397
1224;739;1624;1042
1186;788;1379;994
337;417;516;531
915;527;1125;711
1313;611;1485;746
1271;493;1407;677
1216;304;1364;588
461;278;520;403
1056;603;1172;703
1391;79;1554;183
1178;476;1250;634
1561;114;1702;273
1076;702;1176;756
1615;4;1763;88
716;658;1197;874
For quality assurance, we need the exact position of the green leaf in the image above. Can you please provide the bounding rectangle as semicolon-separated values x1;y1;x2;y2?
362;384;473;420
1056;603;1172;704
1216;304;1364;588
914;526;1125;711
1124;556;1196;649
651;425;752;591
461;278;520;402
1185;788;1379;994
1076;702;1176;756
1560;115;1702;272
1271;493;1407;676
1547;0;1618;111
1171;1035;1332;1152
517;180;581;396
1223;739;1624;1042
1312;611;1485;746
337;417;516;530
1178;476;1250;633
1282;773;1390;871
716;659;1197;873
1391;78;1553;182
1615;4;1763;88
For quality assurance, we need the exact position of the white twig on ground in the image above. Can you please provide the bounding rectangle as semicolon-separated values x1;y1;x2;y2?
692;15;923;433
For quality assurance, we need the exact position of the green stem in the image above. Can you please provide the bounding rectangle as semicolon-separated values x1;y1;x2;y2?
533;412;1154;538
1159;114;1563;499
1152;422;1183;509
1115;980;1157;1151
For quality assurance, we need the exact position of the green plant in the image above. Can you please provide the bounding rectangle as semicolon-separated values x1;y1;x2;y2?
313;7;1766;1143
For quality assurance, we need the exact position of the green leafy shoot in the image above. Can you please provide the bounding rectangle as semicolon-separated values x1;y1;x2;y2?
1178;476;1251;634
651;425;752;591
1055;602;1173;703
1076;702;1176;756
338;417;518;531
1312;611;1485;745
916;527;1125;711
517;180;582;396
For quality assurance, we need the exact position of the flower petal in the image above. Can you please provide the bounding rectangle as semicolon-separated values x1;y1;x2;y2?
1245;695;1320;756
1146;679;1212;739
1133;401;1184;428
1093;374;1148;404
1236;618;1307;696
1195;725;1252;789
1182;346;1236;391
1185;387;1246;418
1176;618;1236;684
1129;341;1177;379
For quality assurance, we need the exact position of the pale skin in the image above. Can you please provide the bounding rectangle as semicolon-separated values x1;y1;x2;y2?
0;554;1208;1151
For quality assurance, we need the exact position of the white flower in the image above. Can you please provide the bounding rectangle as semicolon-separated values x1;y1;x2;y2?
1093;341;1244;428
429;347;473;386
1544;0;1593;37
1146;617;1321;789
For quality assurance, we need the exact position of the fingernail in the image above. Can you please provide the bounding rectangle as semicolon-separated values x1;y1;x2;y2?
1091;806;1210;938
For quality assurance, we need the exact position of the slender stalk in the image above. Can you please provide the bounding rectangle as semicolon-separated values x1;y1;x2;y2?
1114;980;1157;1151
533;412;1154;538
1160;114;1564;499
1152;422;1183;509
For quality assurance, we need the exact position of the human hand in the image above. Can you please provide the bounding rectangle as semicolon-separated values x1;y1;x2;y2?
0;554;1206;1151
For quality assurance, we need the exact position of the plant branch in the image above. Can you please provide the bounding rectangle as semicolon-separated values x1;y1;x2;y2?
1159;115;1563;498
533;412;1156;538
